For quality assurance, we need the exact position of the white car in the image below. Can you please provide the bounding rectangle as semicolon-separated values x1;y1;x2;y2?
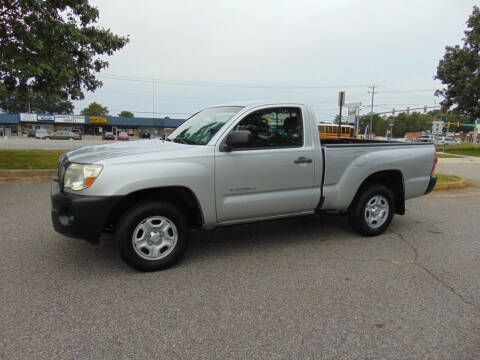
437;136;460;146
35;128;49;139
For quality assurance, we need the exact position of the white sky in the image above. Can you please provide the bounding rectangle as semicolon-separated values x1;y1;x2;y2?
73;0;478;122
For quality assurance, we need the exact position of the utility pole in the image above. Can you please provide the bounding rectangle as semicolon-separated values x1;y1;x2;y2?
368;85;376;139
338;91;345;137
152;78;155;121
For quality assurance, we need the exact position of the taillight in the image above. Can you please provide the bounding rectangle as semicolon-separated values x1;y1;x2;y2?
431;154;438;175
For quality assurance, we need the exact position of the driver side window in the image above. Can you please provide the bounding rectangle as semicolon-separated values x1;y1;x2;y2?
232;107;303;149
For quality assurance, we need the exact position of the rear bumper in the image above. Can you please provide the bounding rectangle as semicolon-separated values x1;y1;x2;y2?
50;180;121;243
424;175;437;195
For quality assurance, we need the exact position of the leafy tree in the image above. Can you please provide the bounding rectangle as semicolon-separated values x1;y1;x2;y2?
118;110;134;117
358;112;436;137
435;6;480;120
0;0;129;113
358;114;385;136
81;102;108;116
0;86;73;114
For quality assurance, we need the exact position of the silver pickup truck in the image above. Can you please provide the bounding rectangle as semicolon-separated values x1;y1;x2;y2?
51;101;437;271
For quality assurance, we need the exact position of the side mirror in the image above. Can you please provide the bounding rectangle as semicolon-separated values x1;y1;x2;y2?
220;130;252;152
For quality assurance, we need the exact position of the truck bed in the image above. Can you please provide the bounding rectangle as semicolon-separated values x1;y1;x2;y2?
319;138;435;211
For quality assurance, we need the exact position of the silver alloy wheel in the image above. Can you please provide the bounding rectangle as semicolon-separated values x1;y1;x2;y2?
131;216;178;260
364;195;389;229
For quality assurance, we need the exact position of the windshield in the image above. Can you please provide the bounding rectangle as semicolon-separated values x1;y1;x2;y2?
168;106;243;145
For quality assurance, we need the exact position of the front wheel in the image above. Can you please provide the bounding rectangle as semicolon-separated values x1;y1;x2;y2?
348;184;394;236
117;201;189;271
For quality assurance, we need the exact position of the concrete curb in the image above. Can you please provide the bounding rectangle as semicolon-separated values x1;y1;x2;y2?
433;177;468;191
0;169;56;183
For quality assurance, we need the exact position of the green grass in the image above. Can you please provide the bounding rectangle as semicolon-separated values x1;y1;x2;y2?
435;173;462;183
435;143;480;157
436;152;462;158
0;149;64;169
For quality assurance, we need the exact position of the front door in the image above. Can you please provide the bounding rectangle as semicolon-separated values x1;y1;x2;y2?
214;106;315;223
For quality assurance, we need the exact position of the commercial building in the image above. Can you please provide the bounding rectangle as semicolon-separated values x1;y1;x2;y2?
0;113;185;137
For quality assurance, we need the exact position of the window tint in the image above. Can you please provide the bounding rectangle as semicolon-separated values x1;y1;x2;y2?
232;107;303;149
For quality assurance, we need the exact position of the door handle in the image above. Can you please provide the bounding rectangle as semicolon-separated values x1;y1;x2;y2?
294;157;312;164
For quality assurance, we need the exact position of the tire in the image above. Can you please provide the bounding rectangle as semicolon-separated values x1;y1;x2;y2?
117;201;189;271
348;183;394;236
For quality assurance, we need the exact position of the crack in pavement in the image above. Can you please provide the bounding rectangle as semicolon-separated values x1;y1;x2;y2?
389;227;480;312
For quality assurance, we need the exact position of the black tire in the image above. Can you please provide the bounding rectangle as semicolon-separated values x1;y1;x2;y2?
117;201;189;271
348;183;395;236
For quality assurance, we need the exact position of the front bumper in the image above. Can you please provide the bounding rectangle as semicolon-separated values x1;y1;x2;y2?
50;180;121;243
424;175;437;195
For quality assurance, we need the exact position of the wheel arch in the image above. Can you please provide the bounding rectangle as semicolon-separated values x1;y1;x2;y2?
349;170;405;215
105;186;204;231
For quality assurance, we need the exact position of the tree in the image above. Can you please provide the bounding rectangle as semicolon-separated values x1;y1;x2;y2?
0;0;129;113
118;110;134;117
0;86;73;114
435;6;480;120
81;102;108;116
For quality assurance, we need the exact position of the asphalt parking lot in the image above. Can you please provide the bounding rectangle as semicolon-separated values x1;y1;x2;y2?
0;179;479;360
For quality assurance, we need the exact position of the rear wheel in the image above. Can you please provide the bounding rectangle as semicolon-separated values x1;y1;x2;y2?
349;183;394;236
117;201;189;271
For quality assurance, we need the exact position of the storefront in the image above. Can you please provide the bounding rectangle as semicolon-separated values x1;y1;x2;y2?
84;116;107;136
53;115;86;133
20;113;55;135
0;113;19;136
0;112;185;137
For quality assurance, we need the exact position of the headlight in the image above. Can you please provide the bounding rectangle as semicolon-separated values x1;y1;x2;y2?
64;163;103;191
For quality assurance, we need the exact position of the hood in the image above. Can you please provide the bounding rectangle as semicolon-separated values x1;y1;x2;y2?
65;139;194;164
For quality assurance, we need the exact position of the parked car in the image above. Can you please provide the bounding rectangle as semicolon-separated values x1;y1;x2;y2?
45;131;81;140
417;135;436;143
103;132;115;140
117;131;129;141
437;136;460;146
28;129;36;137
71;129;82;137
35;128;49;139
51;100;437;272
140;131;151;139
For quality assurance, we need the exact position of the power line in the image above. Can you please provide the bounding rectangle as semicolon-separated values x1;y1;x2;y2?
99;74;370;90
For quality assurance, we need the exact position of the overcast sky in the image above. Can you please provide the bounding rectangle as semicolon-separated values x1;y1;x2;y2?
74;0;478;122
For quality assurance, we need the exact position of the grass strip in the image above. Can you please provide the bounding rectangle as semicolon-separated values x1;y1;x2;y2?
435;173;462;183
436;152;463;158
435;143;480;157
0;149;65;169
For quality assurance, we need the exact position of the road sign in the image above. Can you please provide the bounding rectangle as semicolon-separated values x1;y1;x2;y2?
432;120;443;135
